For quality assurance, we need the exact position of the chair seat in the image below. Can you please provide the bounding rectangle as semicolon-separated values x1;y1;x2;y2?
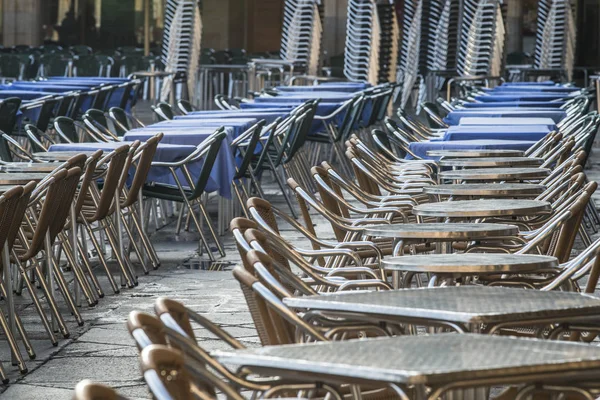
142;183;190;202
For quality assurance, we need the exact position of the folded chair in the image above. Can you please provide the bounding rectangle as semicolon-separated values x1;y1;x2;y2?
143;129;227;261
13;168;83;344
152;102;175;121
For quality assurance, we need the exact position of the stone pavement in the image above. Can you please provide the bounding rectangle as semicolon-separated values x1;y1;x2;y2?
0;207;263;399
0;180;313;399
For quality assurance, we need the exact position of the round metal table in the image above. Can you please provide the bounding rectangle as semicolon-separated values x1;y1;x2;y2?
362;223;518;240
423;183;546;198
383;253;559;288
439;167;550;181
428;149;525;158
439;157;543;168
0;172;50;185
413;199;551;218
0;163;65;173
33;151;98;162
383;253;558;274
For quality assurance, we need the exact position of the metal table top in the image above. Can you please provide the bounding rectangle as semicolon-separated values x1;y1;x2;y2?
439;157;543;168
0;163;65;173
439;167;550;181
284;286;600;325
429;149;525;158
423;183;546;197
361;223;518;240
213;334;600;386
0;172;49;185
33;151;97;161
382;253;558;273
413;199;551;218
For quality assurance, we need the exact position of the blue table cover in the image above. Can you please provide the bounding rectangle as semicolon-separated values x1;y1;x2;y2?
122;128;237;198
240;101;341;133
254;92;353;103
47;141;237;197
275;84;368;93
175;112;287;125
458;117;557;130
474;94;571;102
0;84;93;92
462;101;564;109
146;118;257;139
444;110;566;125
0;90;54;100
489;86;578;93
501;81;556;86
442;125;551;142
408;139;536;160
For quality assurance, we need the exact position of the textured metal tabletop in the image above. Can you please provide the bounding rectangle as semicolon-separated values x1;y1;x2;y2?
439;157;543;168
0;172;49;184
424;183;546;197
440;168;550;181
213;334;600;386
429;149;525;158
0;163;65;173
382;253;558;273
413;199;551;218
284;286;600;324
362;223;518;239
33;151;97;161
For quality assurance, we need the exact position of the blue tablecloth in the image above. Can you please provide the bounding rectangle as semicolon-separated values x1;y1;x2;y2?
47;141;235;197
126;128;238;198
0;90;54;100
442;125;551;141
474;94;571;102
240;101;341;133
444;110;566;125
462;101;565;108
275;84;368;93
408;139;536;160
255;92;354;103
501;81;556;86
0;83;93;92
175;112;287;125
458;117;557;130
489;86;578;93
145;118;257;139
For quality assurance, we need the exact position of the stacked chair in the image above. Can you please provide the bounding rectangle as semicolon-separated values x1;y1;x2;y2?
534;0;577;81
280;0;323;76
161;0;203;101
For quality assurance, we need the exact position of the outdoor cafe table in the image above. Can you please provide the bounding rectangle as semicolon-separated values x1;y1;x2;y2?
213;334;600;400
412;199;551;219
444;110;566;125
429;149;525;158
0;163;75;173
458;117;557;127
0;172;49;184
283;286;600;332
423;183;546;198
461;101;565;108
408;140;536;160
473;93;572;102
382;254;558;288
439;167;550;181
441;125;551;142
42;140;235;199
438;157;543;168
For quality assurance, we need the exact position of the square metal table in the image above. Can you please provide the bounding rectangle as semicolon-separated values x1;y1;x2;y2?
214;334;600;399
284;286;599;333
